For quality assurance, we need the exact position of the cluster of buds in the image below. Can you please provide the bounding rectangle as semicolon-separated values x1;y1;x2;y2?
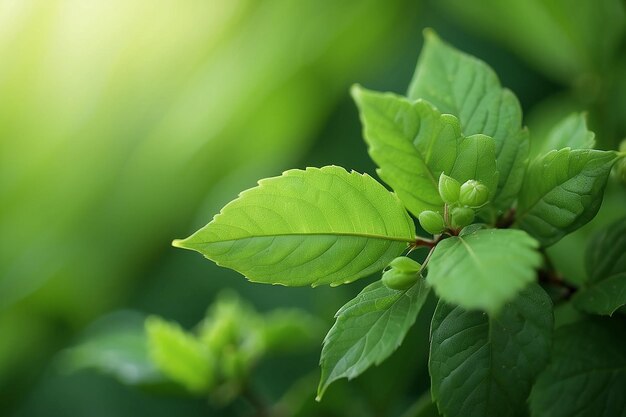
418;173;489;235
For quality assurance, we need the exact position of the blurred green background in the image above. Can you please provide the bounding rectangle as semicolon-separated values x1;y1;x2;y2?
1;1;624;416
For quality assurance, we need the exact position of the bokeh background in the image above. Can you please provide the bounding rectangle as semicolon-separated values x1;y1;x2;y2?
1;1;624;416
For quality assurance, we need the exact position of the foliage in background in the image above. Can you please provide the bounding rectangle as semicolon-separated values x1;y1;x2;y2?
174;30;626;417
3;0;626;416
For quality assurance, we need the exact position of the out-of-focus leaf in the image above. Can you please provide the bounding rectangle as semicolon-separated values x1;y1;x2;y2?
59;311;163;386
317;279;429;400
430;284;553;417
427;229;541;315
516;148;619;246
145;316;215;395
573;272;626;316
173;166;415;287
261;309;324;354
436;0;626;83
573;217;626;315
407;31;528;211
530;318;626;417
532;113;595;159
585;216;626;283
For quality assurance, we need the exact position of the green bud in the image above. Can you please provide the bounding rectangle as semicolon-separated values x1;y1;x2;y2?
382;268;419;290
438;173;461;204
388;256;421;273
418;210;446;235
459;180;489;208
451;207;475;229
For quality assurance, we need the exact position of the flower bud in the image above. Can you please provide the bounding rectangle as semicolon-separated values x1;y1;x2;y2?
388;256;421;273
418;210;446;235
459;180;489;208
451;207;475;229
438;173;461;204
382;257;421;290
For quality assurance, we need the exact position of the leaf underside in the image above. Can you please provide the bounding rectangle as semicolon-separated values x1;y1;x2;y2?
430;284;553;417
174;166;415;287
426;229;542;315
317;279;429;399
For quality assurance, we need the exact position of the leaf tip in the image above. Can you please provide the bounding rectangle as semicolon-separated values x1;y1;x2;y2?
172;239;186;249
350;83;363;97
422;27;439;43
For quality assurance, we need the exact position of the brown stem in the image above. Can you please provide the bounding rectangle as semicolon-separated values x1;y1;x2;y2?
242;385;271;417
496;208;516;228
538;250;578;301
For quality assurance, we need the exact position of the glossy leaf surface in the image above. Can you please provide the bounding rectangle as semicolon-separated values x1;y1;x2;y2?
174;166;415;287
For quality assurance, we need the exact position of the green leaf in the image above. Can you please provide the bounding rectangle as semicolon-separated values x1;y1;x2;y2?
574;217;626;315
174;166;415;287
430;284;553;417
426;229;541;315
529;318;626;417
585;216;626;283
317;279;430;400
534;112;595;158
450;135;498;203
407;30;528;211
435;0;625;83
573;273;626;316
145;316;215;394
261;309;325;354
59;311;163;386
516;148;619;247
352;86;498;217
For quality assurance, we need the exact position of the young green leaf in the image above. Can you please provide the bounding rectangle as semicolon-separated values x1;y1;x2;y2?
516;148;619;247
426;229;542;315
529;318;626;417
573;272;626;316
173;166;415;287
533;112;595;158
352;86;498;216
351;87;459;215
451;138;498;203
145;316;215;394
60;311;164;387
317;279;430;400
430;284;553;417
407;30;528;210
261;309;325;354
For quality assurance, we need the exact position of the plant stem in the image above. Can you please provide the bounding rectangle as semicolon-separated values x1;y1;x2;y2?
242;384;271;417
538;250;578;301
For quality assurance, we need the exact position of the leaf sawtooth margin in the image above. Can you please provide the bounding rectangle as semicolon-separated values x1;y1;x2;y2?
173;166;416;287
317;279;429;400
426;228;542;315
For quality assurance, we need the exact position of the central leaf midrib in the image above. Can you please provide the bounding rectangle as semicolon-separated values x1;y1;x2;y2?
194;231;415;244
